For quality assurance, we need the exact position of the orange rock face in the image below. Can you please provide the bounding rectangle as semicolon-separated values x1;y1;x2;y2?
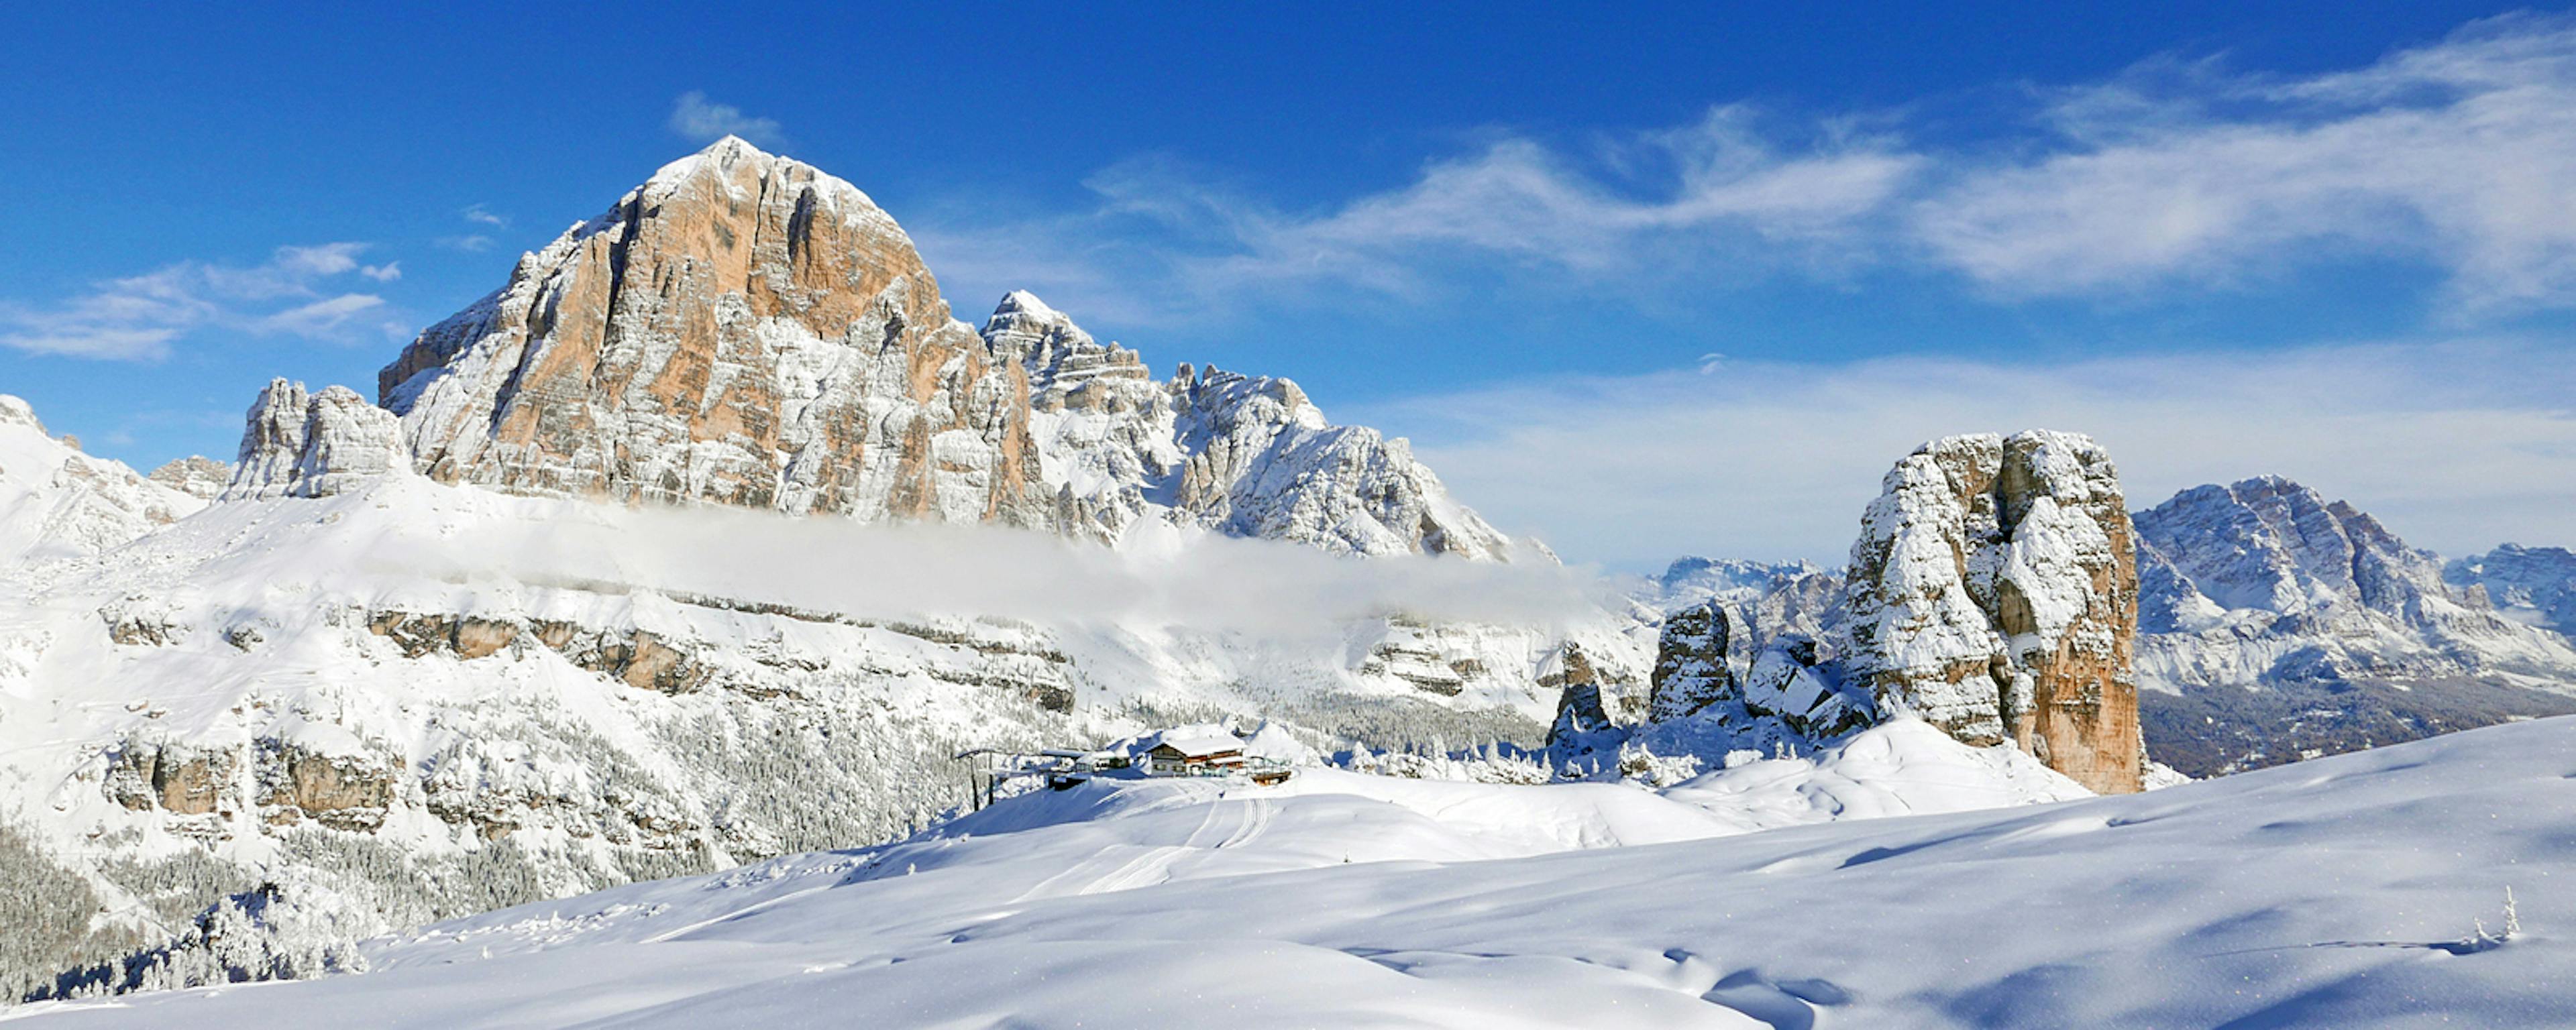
380;137;1046;526
1841;431;2143;793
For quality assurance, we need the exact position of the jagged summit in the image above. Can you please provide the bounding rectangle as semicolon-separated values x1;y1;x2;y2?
2132;475;2576;681
359;145;1517;561
224;379;409;501
2450;543;2576;638
975;288;1521;559
375;136;1039;524
0;393;44;431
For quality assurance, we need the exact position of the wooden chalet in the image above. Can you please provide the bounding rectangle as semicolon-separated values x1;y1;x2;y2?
1144;732;1247;775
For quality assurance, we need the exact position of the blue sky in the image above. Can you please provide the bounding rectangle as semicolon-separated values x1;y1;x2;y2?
4;2;2573;568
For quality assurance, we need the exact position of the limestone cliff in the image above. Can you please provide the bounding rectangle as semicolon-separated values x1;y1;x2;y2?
225;380;409;500
380;136;1044;526
1839;431;2141;793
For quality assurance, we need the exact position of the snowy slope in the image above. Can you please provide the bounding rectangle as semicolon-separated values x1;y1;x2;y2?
0;455;1642;996
12;714;2569;1028
0;397;203;569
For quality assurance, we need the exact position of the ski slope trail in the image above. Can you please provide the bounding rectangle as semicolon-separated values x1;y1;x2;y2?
1010;779;1274;900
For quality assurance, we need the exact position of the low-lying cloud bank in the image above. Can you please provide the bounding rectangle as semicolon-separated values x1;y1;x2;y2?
390;504;1603;638
1371;338;2576;569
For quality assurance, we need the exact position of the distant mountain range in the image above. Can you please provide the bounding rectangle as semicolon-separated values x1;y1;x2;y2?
1619;478;2576;779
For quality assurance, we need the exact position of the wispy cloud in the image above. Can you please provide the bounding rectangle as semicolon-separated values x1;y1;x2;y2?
436;235;495;253
1914;13;2576;309
0;243;392;361
668;91;784;148
914;107;1915;323
460;204;508;229
916;13;2576;323
1363;339;2576;568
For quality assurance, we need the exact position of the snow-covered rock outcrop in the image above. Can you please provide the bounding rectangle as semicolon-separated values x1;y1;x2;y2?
223;380;409;500
146;456;230;500
1645;601;1736;722
1571;433;2139;793
1837;431;2141;793
0;395;204;565
381;136;1046;526
1642;598;1867;746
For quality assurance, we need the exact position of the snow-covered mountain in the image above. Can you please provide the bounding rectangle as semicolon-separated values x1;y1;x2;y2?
1613;472;2576;782
376;137;1520;563
16;713;2571;1028
2130;477;2576;775
0;139;1645;1000
2449;544;2576;639
989;288;1525;560
0;398;205;566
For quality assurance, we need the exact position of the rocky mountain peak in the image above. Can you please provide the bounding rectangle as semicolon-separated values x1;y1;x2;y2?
1839;429;2141;793
223;380;409;500
982;291;1156;413
377;138;1044;526
0;394;45;433
2131;475;2451;628
361;143;1518;564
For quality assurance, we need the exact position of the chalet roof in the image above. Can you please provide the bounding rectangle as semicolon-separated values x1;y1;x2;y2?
1146;730;1245;758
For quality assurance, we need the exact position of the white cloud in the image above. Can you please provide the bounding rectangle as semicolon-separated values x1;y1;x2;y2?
1362;339;2576;569
1195;109;1915;285
362;262;401;282
268;243;365;280
668;91;784;147
912;107;1917;324
401;507;1598;638
437;235;495;253
0;327;177;361
1913;13;2576;308
461;204;508;229
258;293;387;337
917;13;2576;323
0;243;394;361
